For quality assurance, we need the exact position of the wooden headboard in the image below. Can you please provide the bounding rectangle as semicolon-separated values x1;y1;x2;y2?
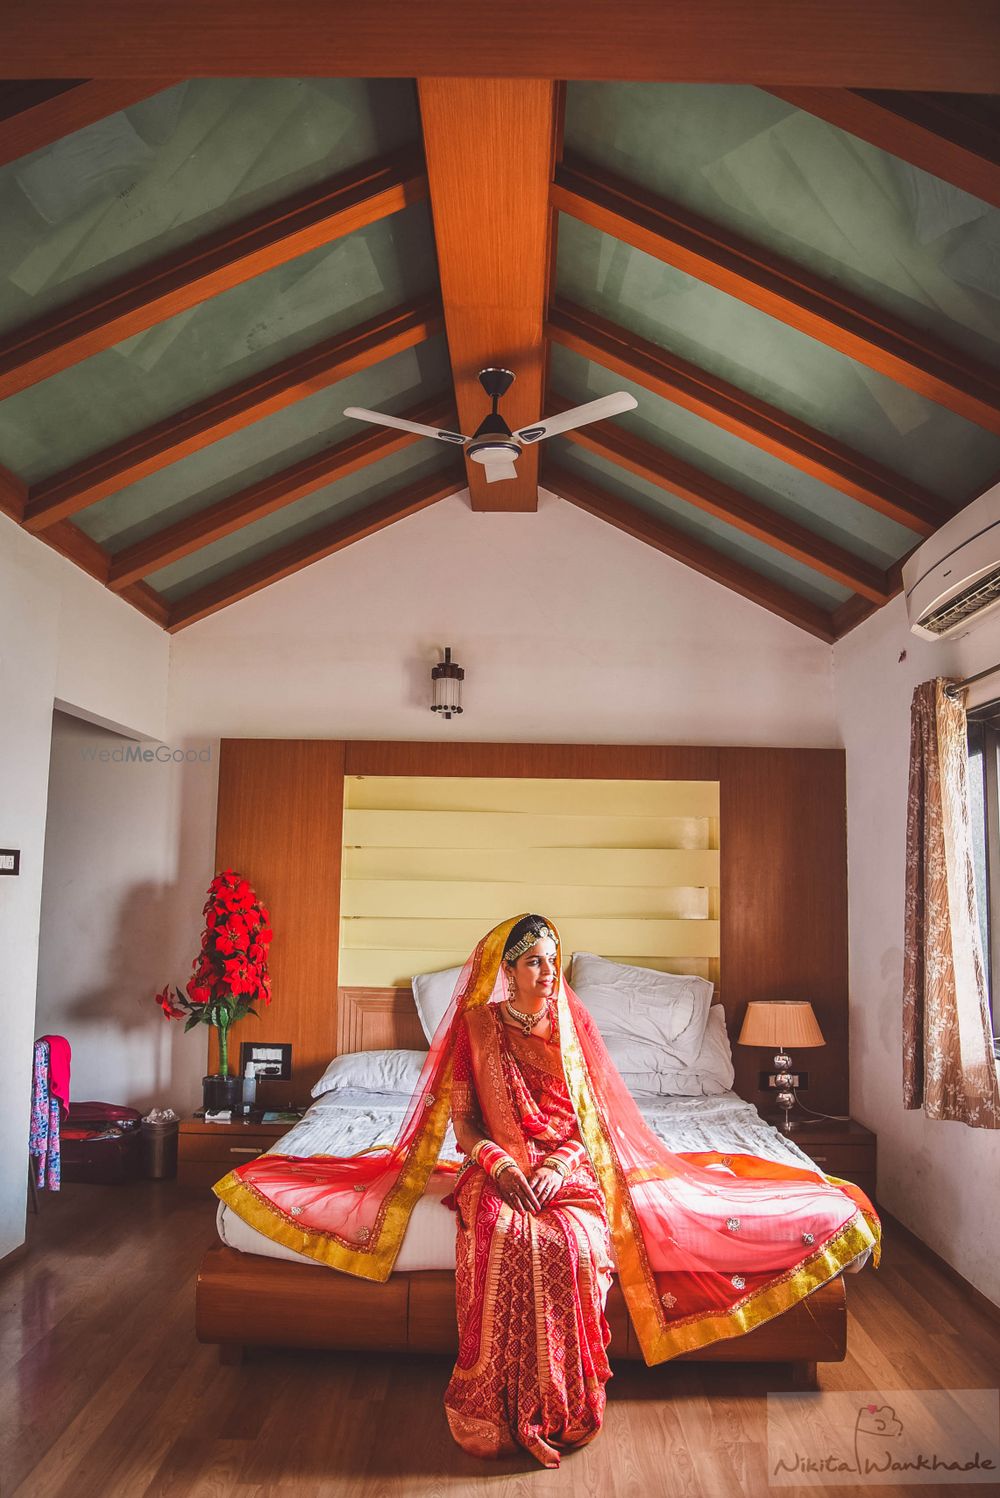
213;739;848;1113
337;984;726;1057
338;987;427;1054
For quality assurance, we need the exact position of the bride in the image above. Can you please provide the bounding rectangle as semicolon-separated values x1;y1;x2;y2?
441;915;615;1464
214;913;881;1469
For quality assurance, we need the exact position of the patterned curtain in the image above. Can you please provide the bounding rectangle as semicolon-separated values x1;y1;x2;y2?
903;678;1000;1128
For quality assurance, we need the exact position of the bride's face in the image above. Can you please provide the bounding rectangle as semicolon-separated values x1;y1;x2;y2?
506;937;558;1007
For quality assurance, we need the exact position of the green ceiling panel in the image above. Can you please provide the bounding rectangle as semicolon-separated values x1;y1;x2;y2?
150;443;458;604
549;343;916;569
555;214;1000;508
550;442;851;611
0;78;421;338
75;336;452;552
0;200;438;484
565;83;1000;367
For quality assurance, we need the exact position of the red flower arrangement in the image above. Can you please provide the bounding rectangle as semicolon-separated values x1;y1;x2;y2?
154;869;273;1077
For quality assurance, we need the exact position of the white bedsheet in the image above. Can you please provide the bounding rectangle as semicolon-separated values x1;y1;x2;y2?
216;1089;872;1276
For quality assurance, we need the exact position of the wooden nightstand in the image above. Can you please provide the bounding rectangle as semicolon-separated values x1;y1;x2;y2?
763;1117;877;1203
177;1117;300;1189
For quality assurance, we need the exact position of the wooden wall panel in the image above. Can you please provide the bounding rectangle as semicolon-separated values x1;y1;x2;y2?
211;739;345;1103
719;748;849;1115
344;742;721;780
215;739;850;1118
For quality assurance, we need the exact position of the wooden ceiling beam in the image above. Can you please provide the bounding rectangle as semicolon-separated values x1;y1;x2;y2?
0;79;180;167
21;297;443;531
5;503;172;626
831;593;882;639
43;518;171;624
107;395;454;589
547;299;953;536
552;400;892;602
32;513;110;581
166;466;464;631
768;89;1000;211
0;149;428;400
2;4;998;88
0;462;29;522
417;78;558;512
117;579;171;626
544;461;837;643
552;154;1000;436
832;558;907;639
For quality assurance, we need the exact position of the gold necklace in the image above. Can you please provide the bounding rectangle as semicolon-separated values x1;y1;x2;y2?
505;997;550;1037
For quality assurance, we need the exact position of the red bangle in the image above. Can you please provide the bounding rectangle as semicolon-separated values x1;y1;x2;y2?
546;1141;585;1173
474;1140;508;1178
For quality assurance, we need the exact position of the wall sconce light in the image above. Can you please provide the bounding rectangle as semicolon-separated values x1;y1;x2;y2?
431;646;464;720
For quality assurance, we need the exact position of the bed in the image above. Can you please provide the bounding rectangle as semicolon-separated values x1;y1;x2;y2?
196;978;873;1387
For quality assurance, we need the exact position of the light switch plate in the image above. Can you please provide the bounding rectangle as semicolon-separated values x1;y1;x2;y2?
0;850;19;875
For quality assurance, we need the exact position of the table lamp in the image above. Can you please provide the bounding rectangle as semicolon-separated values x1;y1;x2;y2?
737;1000;826;1132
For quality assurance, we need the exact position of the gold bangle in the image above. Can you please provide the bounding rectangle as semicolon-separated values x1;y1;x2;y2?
491;1156;517;1181
543;1155;571;1178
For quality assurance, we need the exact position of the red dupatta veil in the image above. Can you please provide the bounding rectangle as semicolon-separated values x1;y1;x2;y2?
214;914;881;1364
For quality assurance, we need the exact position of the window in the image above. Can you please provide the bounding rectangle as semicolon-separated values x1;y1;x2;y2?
967;703;1000;1058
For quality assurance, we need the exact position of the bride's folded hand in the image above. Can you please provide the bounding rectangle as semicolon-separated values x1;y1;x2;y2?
527;1165;564;1209
496;1164;541;1214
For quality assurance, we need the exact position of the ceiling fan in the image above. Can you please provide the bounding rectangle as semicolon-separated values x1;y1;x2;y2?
344;367;637;484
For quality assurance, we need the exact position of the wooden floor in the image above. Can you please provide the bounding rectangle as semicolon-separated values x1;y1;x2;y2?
2;1181;997;1498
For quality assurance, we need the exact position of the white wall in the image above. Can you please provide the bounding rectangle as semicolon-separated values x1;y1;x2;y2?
34;710;208;1121
0;515;169;1262
834;594;1000;1308
169;488;838;746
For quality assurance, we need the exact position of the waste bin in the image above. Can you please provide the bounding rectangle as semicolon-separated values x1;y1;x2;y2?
141;1117;179;1179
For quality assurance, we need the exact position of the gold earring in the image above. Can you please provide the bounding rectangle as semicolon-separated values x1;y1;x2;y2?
506;971;516;1003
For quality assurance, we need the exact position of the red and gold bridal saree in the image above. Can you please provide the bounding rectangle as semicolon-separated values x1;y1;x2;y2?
441;976;614;1464
213;915;881;1469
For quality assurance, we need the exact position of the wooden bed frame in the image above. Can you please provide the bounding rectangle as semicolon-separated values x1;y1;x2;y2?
195;985;854;1389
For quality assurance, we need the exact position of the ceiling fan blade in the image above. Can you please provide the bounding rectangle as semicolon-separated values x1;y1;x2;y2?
513;392;638;444
343;407;468;445
481;457;520;484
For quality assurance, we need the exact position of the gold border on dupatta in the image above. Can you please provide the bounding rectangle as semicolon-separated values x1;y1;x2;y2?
212;916;523;1281
211;1056;456;1282
557;982;665;1354
556;982;882;1365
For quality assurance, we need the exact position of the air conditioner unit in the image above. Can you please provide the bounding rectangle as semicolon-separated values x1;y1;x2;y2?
903;481;1000;641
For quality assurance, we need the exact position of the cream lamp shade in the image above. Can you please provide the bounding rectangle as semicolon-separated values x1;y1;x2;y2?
737;1000;826;1048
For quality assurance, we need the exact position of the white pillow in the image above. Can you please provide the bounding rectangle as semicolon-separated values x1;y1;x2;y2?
613;1007;735;1096
411;964;465;1043
311;1048;427;1099
568;952;714;1067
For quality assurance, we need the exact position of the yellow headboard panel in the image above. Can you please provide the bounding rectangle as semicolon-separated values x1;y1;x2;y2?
340;775;720;988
